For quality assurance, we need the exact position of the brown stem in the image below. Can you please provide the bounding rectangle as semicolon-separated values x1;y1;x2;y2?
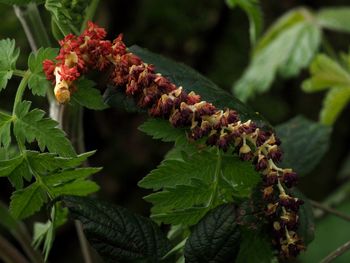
309;200;350;222
0;234;29;263
320;240;350;263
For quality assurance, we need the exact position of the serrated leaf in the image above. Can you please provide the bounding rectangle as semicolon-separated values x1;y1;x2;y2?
320;87;350;126
0;112;12;147
71;78;108;110
61;195;171;262
13;101;76;157
139;118;187;146
276;116;332;175
184;204;241;263
0;155;24;176
43;167;101;186
236;230;274;263
234;8;321;102
50;180;99;196
226;0;263;45
10;182;46;219
302;54;350;92
139;149;260;225
0;0;44;5
106;45;269;127
317;7;350;33
0;39;20;91
28;47;58;96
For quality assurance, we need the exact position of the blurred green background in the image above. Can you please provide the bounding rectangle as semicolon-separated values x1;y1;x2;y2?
1;0;350;262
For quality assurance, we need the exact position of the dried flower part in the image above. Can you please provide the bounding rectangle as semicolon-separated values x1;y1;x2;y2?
43;22;305;258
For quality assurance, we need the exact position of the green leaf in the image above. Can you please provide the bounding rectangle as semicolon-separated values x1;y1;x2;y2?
0;39;20;91
302;54;350;92
61;195;171;263
139;118;187;146
276;116;332;175
44;167;101;197
9;182;46;219
234;8;321;102
226;0;263;45
0;202;19;231
0;0;44;5
320;87;350;126
13;101;76;157
317;7;350;33
299;201;350;263
139;149;260;225
119;45;269;127
0;155;24;177
236;230;274;263
0;112;12;147
28;47;58;96
71;78;108;110
184;204;241;263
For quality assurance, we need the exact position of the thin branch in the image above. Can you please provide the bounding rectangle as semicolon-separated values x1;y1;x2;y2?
0;234;29;263
309;200;350;222
320;240;350;263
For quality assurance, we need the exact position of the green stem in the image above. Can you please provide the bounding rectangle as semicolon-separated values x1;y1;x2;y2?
81;0;100;33
12;71;31;116
208;149;222;207
321;36;338;61
13;70;27;78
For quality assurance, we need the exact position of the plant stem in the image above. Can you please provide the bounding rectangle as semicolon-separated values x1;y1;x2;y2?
12;70;31;115
320;240;350;263
13;3;51;49
0;234;29;263
81;0;100;33
309;200;350;222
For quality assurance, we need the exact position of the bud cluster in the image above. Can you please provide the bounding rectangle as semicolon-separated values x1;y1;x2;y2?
43;22;305;258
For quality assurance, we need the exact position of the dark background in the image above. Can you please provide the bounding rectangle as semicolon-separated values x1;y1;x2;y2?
1;0;350;262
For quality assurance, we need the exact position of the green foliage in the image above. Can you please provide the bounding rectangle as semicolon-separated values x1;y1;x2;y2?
317;7;350;33
0;112;12;147
9;181;46;219
71;78;108;110
127;45;269;127
302;54;350;125
61;195;172;263
28;47;58;96
45;0;91;36
276;116;332;175
139;148;260;226
0;39;20;91
13;101;76;157
236;230;274;263
138;118;187;146
184;204;241;263
226;0;263;45
234;8;321;102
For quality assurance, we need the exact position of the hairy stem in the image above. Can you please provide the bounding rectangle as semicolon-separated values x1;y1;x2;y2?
0;234;29;263
310;200;350;222
320;240;350;263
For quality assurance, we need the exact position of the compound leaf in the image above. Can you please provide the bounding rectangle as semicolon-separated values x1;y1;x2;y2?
234;8;321;102
13;101;76;157
184;204;241;263
9;182;46;219
0;0;44;5
28;47;58;96
61;195;171;263
0;39;20;91
71;78;108;110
